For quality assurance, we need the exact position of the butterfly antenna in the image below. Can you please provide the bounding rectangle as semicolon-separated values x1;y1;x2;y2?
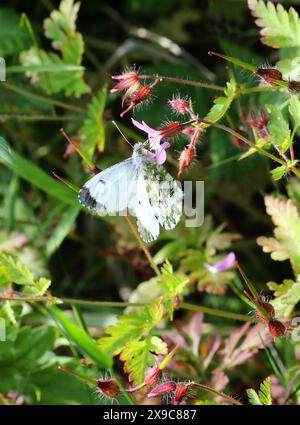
112;120;133;148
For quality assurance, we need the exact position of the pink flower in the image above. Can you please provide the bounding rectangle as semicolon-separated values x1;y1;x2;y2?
132;118;182;164
204;252;236;273
111;70;141;104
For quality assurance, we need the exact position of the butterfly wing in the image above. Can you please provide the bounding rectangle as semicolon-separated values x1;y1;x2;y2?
79;158;138;214
144;164;183;231
134;169;160;243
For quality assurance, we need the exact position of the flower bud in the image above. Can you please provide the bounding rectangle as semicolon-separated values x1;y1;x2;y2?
120;86;152;117
96;378;120;399
177;145;195;178
255;68;283;86
147;381;176;398
168;98;190;115
173;383;190;405
268;319;287;338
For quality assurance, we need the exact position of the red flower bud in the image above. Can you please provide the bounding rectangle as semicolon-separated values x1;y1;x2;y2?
147;381;176;398
173;383;190;405
231;128;248;149
97;378;120;399
120;86;152;117
255;68;283;86
168;98;190;115
268;319;287;338
177;145;195;178
256;300;275;321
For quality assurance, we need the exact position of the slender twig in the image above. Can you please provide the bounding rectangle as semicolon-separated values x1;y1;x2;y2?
191;382;242;405
125;216;161;276
181;302;250;322
195;117;300;179
0;114;83;122
3;82;87;114
140;74;224;91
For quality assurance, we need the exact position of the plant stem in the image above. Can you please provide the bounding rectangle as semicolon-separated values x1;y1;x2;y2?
191;382;242;405
0;114;83;122
141;75;224;91
3;82;87;114
125;216;161;276
61;298;145;308
181;302;250;322
196;117;300;179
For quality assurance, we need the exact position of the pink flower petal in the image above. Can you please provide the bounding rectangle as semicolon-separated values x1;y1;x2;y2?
204;252;236;273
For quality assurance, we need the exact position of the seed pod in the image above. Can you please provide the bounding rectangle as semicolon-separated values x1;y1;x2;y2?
255;68;283;86
268;319;287;338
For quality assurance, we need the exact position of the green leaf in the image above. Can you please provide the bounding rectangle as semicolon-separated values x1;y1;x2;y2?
0;252;51;296
257;195;300;273
0;8;28;56
20;0;90;97
98;302;164;357
268;278;300;317
50;306;112;369
271;160;298;181
158;260;189;319
0;137;78;205
248;0;300;48
247;377;272;405
203;78;236;125
265;104;290;151
289;96;300;133
0;252;35;286
79;89;107;160
45;204;80;256
120;336;167;385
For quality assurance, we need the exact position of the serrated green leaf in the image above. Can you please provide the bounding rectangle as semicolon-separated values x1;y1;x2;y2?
0;252;35;286
159;260;189;319
257;195;300;272
98;301;164;356
249;0;300;48
203;78;236;125
265;104;290;150
271;160;298;181
268;278;300;317
20;0;89;97
120;336;167;385
247;377;272;405
79;89;107;160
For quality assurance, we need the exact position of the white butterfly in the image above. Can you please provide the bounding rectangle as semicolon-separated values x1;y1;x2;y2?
78;143;183;242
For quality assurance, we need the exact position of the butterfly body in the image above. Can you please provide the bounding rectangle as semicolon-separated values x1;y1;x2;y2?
79;143;182;242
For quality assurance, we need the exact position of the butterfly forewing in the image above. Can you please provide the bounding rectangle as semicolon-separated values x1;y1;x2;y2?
79;159;138;214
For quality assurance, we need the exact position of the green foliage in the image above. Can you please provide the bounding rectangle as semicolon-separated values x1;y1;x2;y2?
0;252;51;296
120;336;167;385
247;377;272;405
0;8;28;56
20;0;89;97
203;78;236;126
0;137;78;205
158;260;189;319
98;301;165;385
79;89;107;159
265;104;290;152
248;0;300;48
50;306;112;369
267;278;300;317
257;195;300;272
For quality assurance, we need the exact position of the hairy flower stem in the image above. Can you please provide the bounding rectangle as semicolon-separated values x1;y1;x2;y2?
125;216;161;276
191;383;242;405
140;75;224;91
196;118;300;179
